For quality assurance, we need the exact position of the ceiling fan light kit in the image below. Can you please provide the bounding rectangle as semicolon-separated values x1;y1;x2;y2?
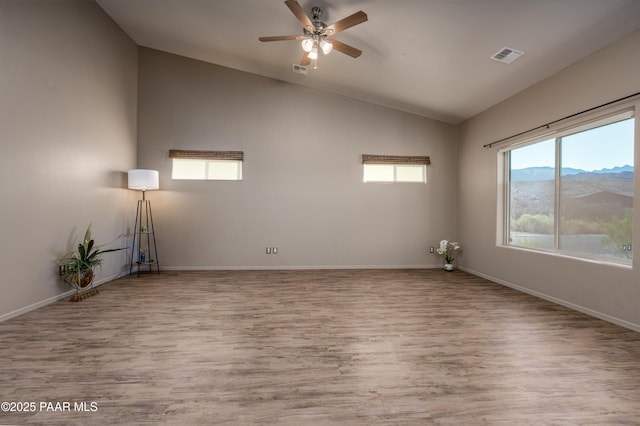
320;39;332;54
301;38;313;52
258;0;367;71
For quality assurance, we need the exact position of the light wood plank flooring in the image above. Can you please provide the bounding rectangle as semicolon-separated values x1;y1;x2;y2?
1;269;640;425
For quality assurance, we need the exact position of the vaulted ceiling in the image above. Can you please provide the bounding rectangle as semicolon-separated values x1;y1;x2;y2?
96;0;640;124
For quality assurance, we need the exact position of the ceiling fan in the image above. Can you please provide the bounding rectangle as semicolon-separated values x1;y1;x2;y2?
259;0;368;69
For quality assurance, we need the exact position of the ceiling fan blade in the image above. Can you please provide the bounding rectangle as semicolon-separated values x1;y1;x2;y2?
325;11;368;35
285;0;314;32
328;39;362;58
259;35;303;42
300;52;311;66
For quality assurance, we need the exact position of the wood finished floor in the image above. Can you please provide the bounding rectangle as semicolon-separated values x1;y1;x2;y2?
1;269;640;425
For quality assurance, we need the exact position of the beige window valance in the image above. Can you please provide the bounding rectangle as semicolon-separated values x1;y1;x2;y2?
169;150;244;161
362;154;430;165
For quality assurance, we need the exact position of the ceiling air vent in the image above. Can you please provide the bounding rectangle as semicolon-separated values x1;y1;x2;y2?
292;64;308;75
490;47;524;64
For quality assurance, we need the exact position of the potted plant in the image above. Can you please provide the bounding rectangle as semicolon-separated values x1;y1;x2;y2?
60;224;124;301
436;240;461;271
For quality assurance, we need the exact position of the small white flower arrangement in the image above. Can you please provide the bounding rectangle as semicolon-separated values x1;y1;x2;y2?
437;240;461;264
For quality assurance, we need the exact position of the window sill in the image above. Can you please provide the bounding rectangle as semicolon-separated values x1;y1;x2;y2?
498;244;633;270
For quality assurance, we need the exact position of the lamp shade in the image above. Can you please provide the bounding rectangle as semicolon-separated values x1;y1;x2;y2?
128;169;159;191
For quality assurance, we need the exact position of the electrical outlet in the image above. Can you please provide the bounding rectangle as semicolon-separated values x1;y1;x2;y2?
58;265;65;275
429;247;435;253
266;247;272;254
272;247;278;254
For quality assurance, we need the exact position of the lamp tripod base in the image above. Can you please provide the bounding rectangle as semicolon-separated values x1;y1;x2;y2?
130;192;160;277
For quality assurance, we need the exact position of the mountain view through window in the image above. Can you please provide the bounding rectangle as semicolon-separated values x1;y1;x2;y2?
507;113;634;264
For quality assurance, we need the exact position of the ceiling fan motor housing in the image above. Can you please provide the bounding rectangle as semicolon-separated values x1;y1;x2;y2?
309;7;329;34
310;6;323;20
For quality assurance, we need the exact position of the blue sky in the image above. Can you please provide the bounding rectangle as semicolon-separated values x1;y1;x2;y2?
510;118;634;171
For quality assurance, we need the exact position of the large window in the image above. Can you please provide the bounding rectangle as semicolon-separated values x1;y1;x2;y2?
503;110;634;264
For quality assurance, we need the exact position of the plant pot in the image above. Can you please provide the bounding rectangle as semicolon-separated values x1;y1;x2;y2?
444;263;454;271
72;269;94;288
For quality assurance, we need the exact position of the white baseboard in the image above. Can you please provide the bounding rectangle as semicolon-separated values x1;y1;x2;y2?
161;264;441;271
459;265;640;334
0;271;128;323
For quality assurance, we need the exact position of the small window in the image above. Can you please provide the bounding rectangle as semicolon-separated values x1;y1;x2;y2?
363;164;426;183
172;159;242;180
169;150;243;181
362;154;430;183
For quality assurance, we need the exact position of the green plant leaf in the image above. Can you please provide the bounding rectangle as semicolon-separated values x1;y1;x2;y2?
86;239;95;256
83;223;92;246
99;247;126;253
59;223;126;281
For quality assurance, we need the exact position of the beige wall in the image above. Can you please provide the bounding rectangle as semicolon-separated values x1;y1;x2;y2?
458;30;640;330
0;0;138;318
137;48;458;269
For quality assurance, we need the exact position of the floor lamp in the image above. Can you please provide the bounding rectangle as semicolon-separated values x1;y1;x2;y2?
128;169;160;276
